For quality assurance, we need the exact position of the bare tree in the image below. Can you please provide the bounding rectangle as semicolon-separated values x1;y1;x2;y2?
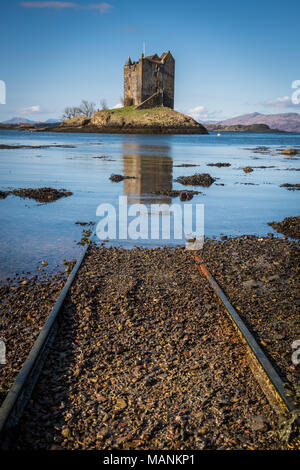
78;100;96;117
62;106;79;120
62;101;96;120
100;99;108;110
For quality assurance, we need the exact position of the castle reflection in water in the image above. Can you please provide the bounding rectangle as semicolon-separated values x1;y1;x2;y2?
122;142;173;204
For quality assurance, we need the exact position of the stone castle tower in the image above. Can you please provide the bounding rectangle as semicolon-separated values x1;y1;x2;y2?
124;51;175;109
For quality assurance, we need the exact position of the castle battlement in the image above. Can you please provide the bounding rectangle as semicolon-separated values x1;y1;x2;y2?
124;51;175;109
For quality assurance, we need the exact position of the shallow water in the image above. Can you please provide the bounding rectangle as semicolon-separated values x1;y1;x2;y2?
0;129;299;280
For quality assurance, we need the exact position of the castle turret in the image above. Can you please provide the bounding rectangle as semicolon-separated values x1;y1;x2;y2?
125;56;132;66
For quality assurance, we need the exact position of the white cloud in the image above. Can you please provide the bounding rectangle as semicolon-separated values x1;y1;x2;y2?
19;105;41;114
264;96;300;109
89;3;112;14
21;2;77;7
186;106;222;121
20;2;113;14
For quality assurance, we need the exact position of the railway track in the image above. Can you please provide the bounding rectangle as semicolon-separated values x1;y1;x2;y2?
0;243;298;449
0;239;91;444
192;254;300;423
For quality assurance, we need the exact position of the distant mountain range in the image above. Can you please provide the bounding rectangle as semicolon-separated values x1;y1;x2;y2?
208;112;300;133
2;113;300;132
1;117;60;124
2;117;36;124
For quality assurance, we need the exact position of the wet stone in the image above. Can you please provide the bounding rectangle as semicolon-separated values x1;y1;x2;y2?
243;167;253;173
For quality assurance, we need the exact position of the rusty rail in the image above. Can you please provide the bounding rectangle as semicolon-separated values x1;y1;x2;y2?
192;254;299;426
0;238;93;443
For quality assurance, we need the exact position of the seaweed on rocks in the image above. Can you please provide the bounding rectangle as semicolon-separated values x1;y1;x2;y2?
207;163;231;167
77;228;93;246
174;164;199;168
0;191;8;199
109;174;136;182
176;173;216;187
280;184;300;191
75;221;95;226
268;216;300;240
0;144;75;150
9;187;73;203
151;189;201;200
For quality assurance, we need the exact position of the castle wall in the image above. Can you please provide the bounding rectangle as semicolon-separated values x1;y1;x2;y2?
124;52;175;109
135;91;164;110
124;61;142;106
160;55;175;109
141;60;160;103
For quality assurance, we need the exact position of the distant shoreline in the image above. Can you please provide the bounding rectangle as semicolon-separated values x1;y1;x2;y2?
2;110;300;133
1;124;298;134
0;125;209;134
205;123;286;133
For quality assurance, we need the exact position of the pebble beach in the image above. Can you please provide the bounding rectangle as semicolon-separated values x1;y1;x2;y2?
1;235;298;450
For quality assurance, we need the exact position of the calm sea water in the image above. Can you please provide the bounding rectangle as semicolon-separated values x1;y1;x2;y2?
0;129;299;280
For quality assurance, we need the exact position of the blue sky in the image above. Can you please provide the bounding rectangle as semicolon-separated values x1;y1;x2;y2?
0;0;300;121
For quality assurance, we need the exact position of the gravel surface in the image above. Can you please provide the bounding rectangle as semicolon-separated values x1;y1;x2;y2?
0;272;66;404
199;236;300;394
7;245;291;450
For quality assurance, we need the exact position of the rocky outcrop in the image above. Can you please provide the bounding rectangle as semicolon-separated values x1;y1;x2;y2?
57;106;208;134
206;123;283;133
